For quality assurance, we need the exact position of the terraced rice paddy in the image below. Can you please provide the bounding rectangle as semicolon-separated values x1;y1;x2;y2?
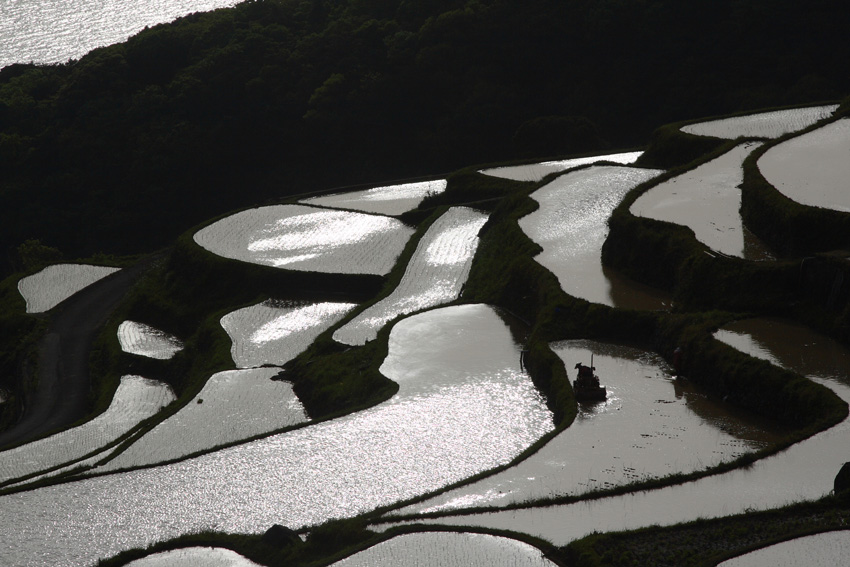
193;205;414;274
17;263;120;313
518;165;669;309
481;151;643;182
630;142;774;260
758;118;850;212
124;546;263;566
392;340;780;515
0;376;174;486
681;105;838;139
383;318;850;545
333;207;488;345
93;367;307;472
117;321;184;360
717;530;850;566
0;305;553;566
300;180;447;216
332;532;557;567
221;300;356;368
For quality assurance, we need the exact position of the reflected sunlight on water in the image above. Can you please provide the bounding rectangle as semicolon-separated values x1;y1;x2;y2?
301;180;447;216
17;264;120;313
117;321;184;360
194;205;414;275
334;208;488;345
221;300;356;368
681;105;838;139
0;305;553;567
481;151;644;182
518;166;668;309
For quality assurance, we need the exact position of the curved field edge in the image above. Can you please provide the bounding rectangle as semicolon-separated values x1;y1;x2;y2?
739;112;850;257
93;523;568;567
562;492;850;567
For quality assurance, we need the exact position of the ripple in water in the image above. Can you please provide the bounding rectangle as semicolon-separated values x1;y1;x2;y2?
193;205;414;275
0;304;553;567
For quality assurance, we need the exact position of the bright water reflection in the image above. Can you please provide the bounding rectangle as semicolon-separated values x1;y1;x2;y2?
17;263;120;313
0;305;552;567
681;105;838;139
334;532;557;567
718;530;850;567
385;318;850;545
333;207;488;345
194;205;414;275
94;367;307;472
125;546;263;566
0;376;174;486
630;143;774;260
394;340;780;515
518;166;670;310
0;0;238;69
301;180;447;216
118;321;184;360
481;151;644;182
758;118;850;212
221;300;356;368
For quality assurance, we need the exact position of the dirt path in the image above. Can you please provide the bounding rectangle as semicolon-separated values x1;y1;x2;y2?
0;254;162;450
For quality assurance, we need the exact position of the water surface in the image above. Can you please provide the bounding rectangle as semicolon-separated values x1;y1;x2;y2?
681;105;838;139
718;530;850;567
117;321;184;360
481;152;643;182
125;546;263;566
1;0;238;69
393;340;782;515
194;205;414;275
333;207;488;345
221;300;356;368
630;143;774;259
0;304;552;566
758;118;850;212
94;367;307;472
301;180;447;216
334;532;557;567
17;263;120;313
0;376;174;486
381;318;850;545
518;166;669;309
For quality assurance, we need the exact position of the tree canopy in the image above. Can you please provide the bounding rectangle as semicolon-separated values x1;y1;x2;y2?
1;0;847;277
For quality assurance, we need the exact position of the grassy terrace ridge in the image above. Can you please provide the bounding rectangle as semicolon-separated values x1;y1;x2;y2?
740;112;850;258
6;100;850;566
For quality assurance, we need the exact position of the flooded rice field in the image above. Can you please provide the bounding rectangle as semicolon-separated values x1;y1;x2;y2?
0;304;553;566
630;142;774;260
193;205;414;274
0;0;238;69
93;367;307;472
117;321;184;360
0;376;174;486
518;165;670;310
221;300;356;368
301;180;447;216
718;530;850;567
680;105;838;139
758;118;850;212
17;263;120;313
392;340;782;515
125;546;263;566
481;151;643;182
333;207;488;345
333;532;557;567
384;318;850;545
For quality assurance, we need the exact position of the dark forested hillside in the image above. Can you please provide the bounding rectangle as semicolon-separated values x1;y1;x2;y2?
1;0;847;277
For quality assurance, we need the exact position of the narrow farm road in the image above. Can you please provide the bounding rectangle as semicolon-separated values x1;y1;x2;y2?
0;254;163;450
